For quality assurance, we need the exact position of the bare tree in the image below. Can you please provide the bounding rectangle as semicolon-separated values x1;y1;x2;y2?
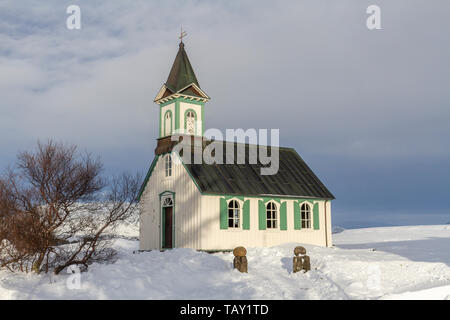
0;140;141;274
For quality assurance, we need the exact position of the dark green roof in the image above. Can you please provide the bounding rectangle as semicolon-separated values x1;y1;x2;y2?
165;42;200;92
182;142;334;199
138;142;334;201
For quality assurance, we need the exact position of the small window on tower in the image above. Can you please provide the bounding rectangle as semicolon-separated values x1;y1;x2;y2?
164;111;172;136
185;110;196;135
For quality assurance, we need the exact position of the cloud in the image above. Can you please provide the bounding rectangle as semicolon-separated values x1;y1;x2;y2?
0;0;449;225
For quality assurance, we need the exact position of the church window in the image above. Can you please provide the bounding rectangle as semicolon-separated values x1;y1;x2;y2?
266;202;277;229
228;200;240;228
162;197;173;207
301;203;311;229
165;154;172;177
164;111;172;136
185;110;196;135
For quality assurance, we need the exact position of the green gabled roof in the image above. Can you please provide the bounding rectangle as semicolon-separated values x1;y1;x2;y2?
165;42;200;92
182;142;335;200
137;155;159;201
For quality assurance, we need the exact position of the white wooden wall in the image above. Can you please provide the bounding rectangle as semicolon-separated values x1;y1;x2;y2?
139;154;203;250
200;196;333;250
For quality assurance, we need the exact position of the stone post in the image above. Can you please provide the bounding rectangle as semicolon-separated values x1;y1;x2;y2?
293;246;310;273
233;246;248;273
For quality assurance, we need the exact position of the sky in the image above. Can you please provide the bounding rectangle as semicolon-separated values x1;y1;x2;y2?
0;0;449;228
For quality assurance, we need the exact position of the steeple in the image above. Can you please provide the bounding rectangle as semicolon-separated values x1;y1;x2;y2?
155;39;210;139
154;41;209;104
165;42;200;93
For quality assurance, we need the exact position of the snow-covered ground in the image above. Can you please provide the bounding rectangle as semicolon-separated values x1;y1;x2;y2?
0;224;449;299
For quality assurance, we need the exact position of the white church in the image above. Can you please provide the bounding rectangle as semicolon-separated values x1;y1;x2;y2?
138;40;335;251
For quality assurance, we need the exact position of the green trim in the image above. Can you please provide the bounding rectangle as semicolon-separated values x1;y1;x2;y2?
296;199;314;205
175;100;180;132
258;200;266;230
220;197;228;230
280;201;287;230
313;203;320;230
175;97;205;106
137;155;160;201
262;197;281;204
243;200;250;230
224;195;244;201
294;201;301;230
184;108;198;135
159;102;176;138
159;105;162;137
160;97;205;106
159;100;177;107
162;206;166;247
159;191;175;249
201;103;204;135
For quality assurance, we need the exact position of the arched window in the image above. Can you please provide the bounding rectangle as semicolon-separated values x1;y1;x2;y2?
164;111;172;136
301;203;311;229
228;200;240;228
185;110;196;135
165;154;172;177
266;202;277;229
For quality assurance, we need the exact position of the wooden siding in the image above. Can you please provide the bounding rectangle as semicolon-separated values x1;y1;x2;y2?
139;154;203;250
200;196;332;250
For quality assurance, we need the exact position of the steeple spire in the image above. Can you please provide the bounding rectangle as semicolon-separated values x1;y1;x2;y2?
165;41;200;92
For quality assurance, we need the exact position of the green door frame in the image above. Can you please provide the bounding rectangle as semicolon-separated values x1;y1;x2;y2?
160;191;176;250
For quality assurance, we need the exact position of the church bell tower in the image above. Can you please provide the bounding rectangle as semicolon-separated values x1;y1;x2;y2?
154;38;210;143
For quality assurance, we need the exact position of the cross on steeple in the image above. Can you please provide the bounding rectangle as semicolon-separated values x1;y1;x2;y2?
179;27;187;43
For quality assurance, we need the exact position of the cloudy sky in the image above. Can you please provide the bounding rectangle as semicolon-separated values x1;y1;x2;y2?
1;0;449;228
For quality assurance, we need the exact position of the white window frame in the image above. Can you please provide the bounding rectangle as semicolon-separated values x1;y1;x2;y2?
165;154;172;177
301;202;312;229
164;111;172;136
227;199;241;229
266;201;278;229
186;111;195;135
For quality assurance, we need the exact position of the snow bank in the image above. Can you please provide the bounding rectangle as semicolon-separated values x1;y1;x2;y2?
0;225;449;300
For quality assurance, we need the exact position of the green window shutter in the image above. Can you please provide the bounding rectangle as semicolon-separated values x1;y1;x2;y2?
280;202;287;230
243;200;250;230
220;198;228;230
294;201;301;230
258;200;266;230
313;203;320;230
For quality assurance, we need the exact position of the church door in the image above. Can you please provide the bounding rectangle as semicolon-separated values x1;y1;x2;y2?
162;195;174;249
163;206;173;249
